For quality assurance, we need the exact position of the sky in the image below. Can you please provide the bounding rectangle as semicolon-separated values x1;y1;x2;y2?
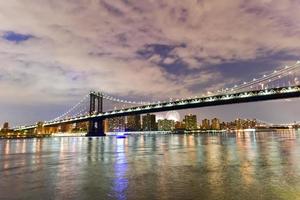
0;0;300;126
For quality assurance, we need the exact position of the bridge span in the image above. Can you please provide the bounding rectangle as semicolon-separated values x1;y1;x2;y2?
15;85;300;136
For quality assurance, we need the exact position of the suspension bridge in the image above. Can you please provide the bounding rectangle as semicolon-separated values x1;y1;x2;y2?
14;61;300;136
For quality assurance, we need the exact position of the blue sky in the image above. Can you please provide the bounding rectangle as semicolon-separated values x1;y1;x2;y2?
0;0;300;126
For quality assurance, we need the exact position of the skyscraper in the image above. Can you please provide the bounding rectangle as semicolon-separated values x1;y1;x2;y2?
211;118;221;130
184;114;197;130
108;116;126;132
235;118;243;129
2;122;9;130
142;114;157;131
202;119;210;130
126;115;141;131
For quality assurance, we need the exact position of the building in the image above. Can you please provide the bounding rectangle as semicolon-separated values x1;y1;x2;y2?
244;119;257;128
108;116;126;132
235;118;244;129
158;119;175;131
202;119;210;130
126;115;141;131
2;122;9;130
74;122;88;132
142;114;157;131
104;119;110;133
175;121;186;129
211;118;221;130
184;114;197;130
0;122;10;135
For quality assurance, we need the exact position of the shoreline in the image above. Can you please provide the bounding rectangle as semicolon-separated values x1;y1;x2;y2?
1;128;298;139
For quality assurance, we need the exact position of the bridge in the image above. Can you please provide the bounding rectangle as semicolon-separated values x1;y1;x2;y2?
14;61;300;136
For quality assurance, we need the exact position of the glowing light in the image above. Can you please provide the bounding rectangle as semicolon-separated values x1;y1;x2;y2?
166;111;180;122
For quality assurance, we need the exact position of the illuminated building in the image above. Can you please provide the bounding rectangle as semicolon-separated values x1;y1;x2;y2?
74;122;88;132
235;118;244;129
184;114;197;130
158;119;175;131
202;119;210;130
108;116;126;132
126;115;141;131
211;118;221;130
142;114;157;131
175;121;185;129
104;119;109;133
244;119;257;128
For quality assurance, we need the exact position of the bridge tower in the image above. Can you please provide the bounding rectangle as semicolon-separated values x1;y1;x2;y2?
87;92;105;136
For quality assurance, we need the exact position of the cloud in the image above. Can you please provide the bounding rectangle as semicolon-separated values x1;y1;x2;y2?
0;0;299;124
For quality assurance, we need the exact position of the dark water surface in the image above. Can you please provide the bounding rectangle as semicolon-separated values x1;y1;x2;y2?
1;131;300;200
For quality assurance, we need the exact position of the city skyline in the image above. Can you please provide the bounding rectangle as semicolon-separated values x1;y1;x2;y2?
1;1;300;125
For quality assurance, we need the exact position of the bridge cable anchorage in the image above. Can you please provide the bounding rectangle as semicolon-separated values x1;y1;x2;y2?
208;61;300;96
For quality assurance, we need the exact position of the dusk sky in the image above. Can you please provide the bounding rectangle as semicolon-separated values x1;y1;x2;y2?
1;0;300;126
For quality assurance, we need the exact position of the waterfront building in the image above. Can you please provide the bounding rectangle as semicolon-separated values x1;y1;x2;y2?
220;122;227;130
158;119;175;131
59;123;73;133
211;118;221;130
244;119;257;128
235;118;244;129
175;121;186;129
184;114;197;130
202;119;210;130
142;114;157;131
108;116;126;132
2;122;9;130
104;119;109;133
74;122;88;132
126;115;141;131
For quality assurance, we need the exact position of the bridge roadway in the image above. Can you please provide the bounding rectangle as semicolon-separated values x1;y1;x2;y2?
15;85;300;133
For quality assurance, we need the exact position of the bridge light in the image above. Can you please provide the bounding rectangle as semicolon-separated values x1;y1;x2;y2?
297;60;300;64
243;82;247;84
263;75;266;77
274;70;277;73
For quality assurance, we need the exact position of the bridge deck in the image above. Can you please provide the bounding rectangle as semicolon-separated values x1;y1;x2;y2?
15;85;300;130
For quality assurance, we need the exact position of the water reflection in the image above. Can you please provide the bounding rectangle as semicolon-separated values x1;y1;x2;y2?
112;139;128;200
1;130;300;200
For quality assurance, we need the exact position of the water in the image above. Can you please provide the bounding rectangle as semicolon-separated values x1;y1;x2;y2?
1;131;300;200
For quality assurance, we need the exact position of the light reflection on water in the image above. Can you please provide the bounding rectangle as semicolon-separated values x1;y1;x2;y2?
1;130;300;200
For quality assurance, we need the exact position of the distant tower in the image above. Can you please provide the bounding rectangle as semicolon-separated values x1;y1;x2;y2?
211;118;221;130
2;122;9;130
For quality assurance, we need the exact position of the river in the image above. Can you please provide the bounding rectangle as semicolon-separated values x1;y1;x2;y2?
1;130;300;200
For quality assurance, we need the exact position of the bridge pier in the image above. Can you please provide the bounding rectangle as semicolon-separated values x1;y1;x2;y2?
86;119;105;137
86;92;105;137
